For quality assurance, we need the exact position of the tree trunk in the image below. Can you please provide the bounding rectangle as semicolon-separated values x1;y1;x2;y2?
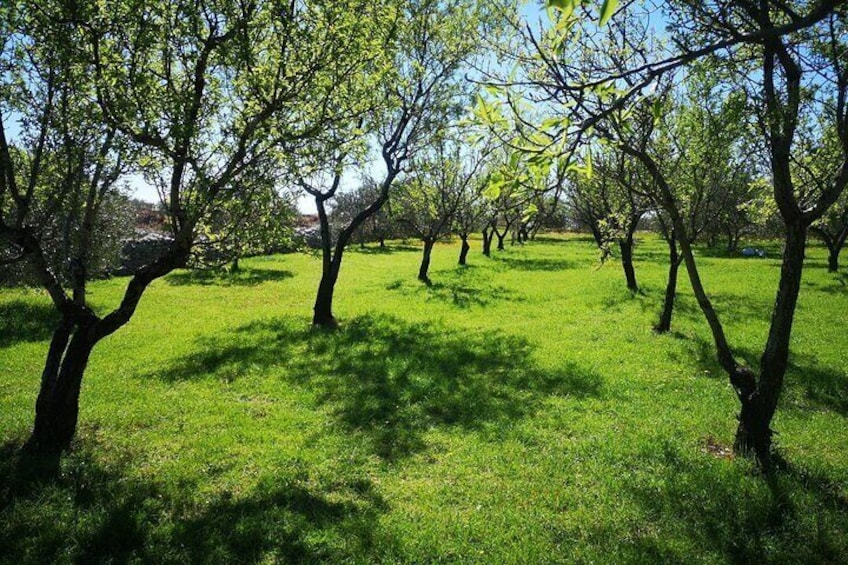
482;229;492;257
811;224;846;273
727;230;740;252
589;224;603;248
379;237;385;248
230;256;240;273
458;235;470;265
418;239;434;284
619;236;638;292
312;263;339;328
313;196;340;328
26;320;96;454
496;232;506;251
734;222;808;467
655;236;680;334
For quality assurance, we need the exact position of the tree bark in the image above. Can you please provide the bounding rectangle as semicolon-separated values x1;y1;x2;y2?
655;235;680;334
811;224;846;272
482;228;492;257
312;264;339;327
619;235;638;292
727;231;741;253
418;238;434;284
496;232;506;251
589;223;603;248
26;319;96;454
312;196;340;328
734;222;808;465
458;235;470;265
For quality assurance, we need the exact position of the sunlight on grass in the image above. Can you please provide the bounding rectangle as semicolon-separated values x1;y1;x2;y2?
1;234;846;563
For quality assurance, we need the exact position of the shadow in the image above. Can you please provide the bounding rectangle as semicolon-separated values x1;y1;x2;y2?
783;355;848;417
152;315;603;460
602;441;848;564
165;267;293;287
350;244;420;255
693;241;784;259
385;268;522;309
802;271;847;295
492;256;579;272
678;338;760;381
532;234;596;244
0;300;59;348
0;441;61;504
668;291;773;327
0;441;390;564
158;473;390;564
423;280;519;308
682;338;847;417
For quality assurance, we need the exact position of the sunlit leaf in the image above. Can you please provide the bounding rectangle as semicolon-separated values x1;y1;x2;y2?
599;0;618;26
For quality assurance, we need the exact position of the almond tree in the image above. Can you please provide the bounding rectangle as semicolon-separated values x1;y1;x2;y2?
486;0;847;468
298;0;497;327
1;0;371;454
394;135;491;283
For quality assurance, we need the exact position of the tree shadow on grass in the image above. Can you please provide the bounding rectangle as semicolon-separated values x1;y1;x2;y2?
165;266;293;287
782;355;848;417
0;441;391;564
802;271;847;295
349;243;420;255
665;291;774;328
491;255;580;272
678;338;848;417
0;299;59;348
532;234;596;244
385;268;523;309
423;280;521;308
152;315;603;460
605;441;848;563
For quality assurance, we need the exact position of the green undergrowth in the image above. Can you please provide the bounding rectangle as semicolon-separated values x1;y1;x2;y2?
1;233;846;564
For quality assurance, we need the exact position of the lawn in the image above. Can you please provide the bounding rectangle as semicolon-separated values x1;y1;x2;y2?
1;233;846;564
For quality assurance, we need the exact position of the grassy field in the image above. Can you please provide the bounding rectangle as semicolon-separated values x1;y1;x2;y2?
1;233;846;564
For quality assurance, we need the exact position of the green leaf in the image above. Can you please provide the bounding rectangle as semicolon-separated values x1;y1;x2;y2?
652;98;663;124
599;0;618;26
483;84;502;97
547;0;576;17
483;180;504;200
522;203;539;222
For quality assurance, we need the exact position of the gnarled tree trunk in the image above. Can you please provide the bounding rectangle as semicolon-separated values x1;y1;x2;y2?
418;238;435;284
734;222;807;463
496;231;506;251
458;235;470;265
27;318;97;454
482;228;493;257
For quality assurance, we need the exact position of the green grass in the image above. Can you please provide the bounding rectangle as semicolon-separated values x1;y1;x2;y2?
1;233;846;564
